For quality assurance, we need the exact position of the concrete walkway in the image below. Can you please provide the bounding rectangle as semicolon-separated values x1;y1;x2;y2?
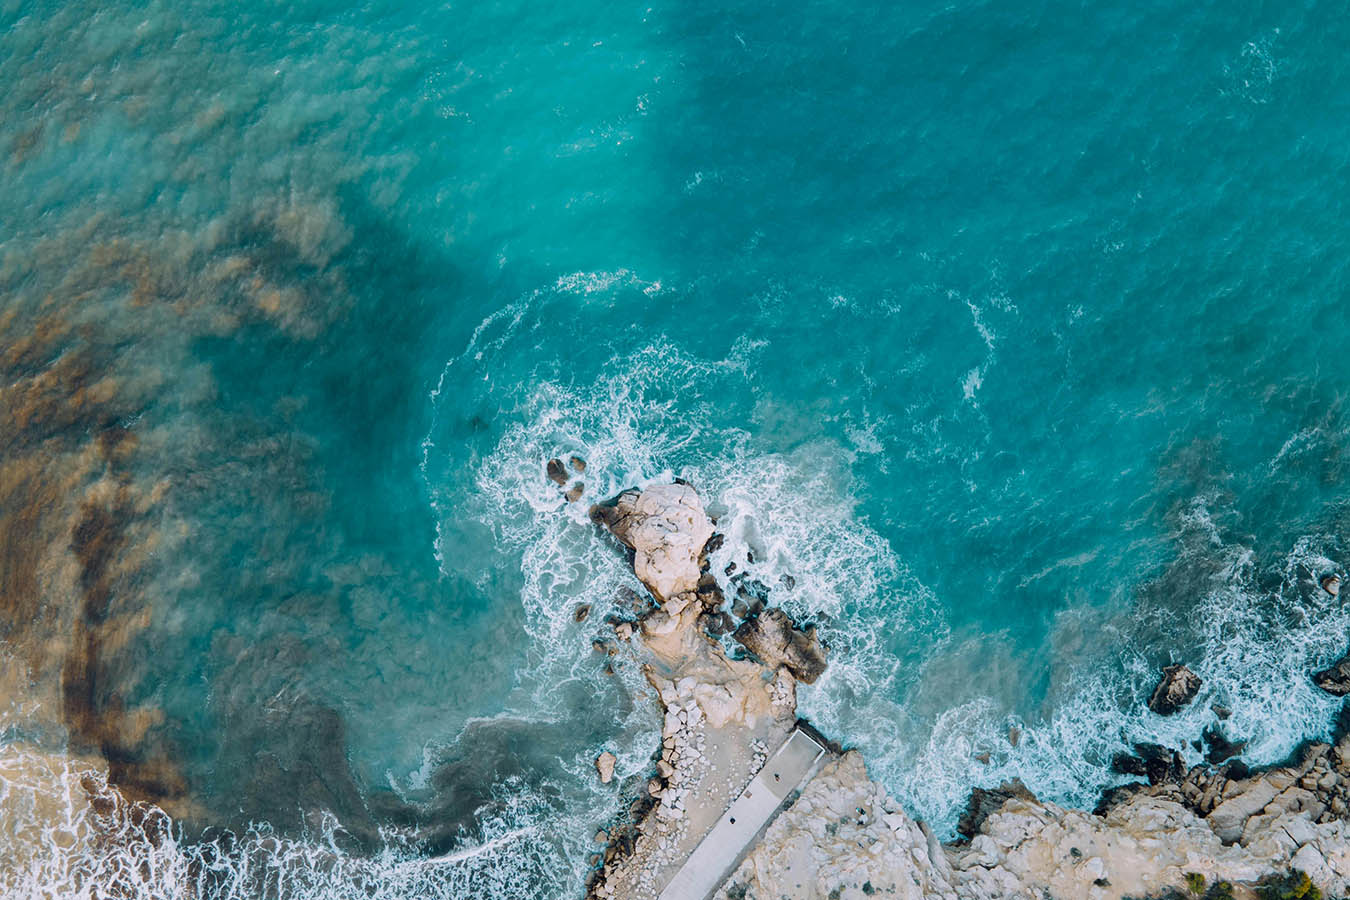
657;727;830;900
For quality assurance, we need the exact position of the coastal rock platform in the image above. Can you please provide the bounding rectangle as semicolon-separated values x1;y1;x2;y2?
578;477;1350;900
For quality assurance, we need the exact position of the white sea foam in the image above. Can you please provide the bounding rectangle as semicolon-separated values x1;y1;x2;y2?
0;722;585;900
852;494;1350;838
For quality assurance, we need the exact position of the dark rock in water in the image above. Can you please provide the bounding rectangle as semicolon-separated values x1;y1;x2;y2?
956;779;1037;839
732;607;828;683
614;585;653;616
779;573;796;590
703;532;725;557
1110;752;1149;778
1008;726;1021;748
1138;743;1185;785
1095;782;1148;816
700;612;738;637
1203;726;1246;764
546;458;568;485
731;597;749;619
1148;664;1202;715
569;455;587;473
700;612;728;636
1220;758;1251;782
1314;651;1350;696
1212;704;1232;720
573;604;591;623
565;482;585;503
735;578;769;618
1113;743;1185;785
1322;574;1341;597
974;751;992;765
724;561;737;577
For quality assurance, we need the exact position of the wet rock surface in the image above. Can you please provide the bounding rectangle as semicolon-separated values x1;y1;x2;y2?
1148;663;1203;715
1315;651;1350;696
579;480;1350;900
731;608;829;684
590;483;715;603
956;780;1038;839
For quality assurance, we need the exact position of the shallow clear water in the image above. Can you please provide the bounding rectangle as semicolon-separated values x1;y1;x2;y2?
5;0;1350;896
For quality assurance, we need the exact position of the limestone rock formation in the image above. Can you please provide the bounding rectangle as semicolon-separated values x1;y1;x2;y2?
732;608;828;684
590;483;714;603
717;751;959;900
1148;663;1203;715
578;478;1350;900
950;791;1350;900
584;482;796;900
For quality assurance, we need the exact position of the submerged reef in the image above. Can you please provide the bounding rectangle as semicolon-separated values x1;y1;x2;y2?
577;477;1350;900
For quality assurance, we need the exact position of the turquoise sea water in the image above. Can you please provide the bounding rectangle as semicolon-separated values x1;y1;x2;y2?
5;0;1350;896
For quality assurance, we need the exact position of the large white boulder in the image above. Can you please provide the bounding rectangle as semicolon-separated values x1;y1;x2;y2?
590;483;714;603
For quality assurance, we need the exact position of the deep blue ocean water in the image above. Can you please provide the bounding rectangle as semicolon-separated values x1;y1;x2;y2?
5;0;1350;896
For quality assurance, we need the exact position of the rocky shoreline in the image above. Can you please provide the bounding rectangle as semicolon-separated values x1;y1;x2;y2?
569;474;1350;900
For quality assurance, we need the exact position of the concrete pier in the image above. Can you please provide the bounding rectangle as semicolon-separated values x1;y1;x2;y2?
657;726;831;900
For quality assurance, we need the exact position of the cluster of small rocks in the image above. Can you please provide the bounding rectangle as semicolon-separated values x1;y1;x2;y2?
655;686;710;823
545;455;587;503
769;667;796;714
1105;734;1350;842
749;738;768;775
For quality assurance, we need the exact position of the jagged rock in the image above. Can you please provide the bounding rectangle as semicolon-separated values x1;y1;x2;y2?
732;608;828;684
570;455;587;473
590;484;714;602
1203;727;1247;764
574;603;592;623
1209;778;1281;842
1111;751;1149;778
1314;651;1350;696
547;458;568;485
1323;574;1341;597
957;779;1037;839
595;751;617;784
1148;664;1202;715
1113;743;1185;785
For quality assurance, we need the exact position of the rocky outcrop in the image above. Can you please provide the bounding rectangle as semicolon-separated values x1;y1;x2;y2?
950;791;1350;900
717;751;959;900
578;475;1350;900
1316;652;1350;696
584;482;800;900
590;484;715;603
1148;663;1203;715
731;608;829;684
956;780;1037;839
1110;743;1185;786
709;740;1350;900
595;751;617;784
